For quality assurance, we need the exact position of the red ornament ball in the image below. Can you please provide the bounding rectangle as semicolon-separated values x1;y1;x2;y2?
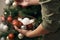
19;21;23;27
7;16;12;22
12;19;23;27
8;33;14;40
1;16;5;21
12;19;19;26
26;24;33;30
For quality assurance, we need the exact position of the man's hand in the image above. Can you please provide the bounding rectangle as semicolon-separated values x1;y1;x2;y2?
13;26;33;37
15;0;29;7
13;26;21;32
19;0;29;7
15;0;40;7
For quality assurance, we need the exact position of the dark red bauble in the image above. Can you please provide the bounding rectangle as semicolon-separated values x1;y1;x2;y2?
8;33;14;40
12;19;23;27
26;24;33;30
1;16;5;21
7;16;12;22
18;21;23;27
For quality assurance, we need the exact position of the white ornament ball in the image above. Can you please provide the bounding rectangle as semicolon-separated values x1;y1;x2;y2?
21;25;26;29
18;33;24;39
5;0;13;5
0;23;4;31
30;19;35;24
6;36;9;40
0;37;5;40
12;2;17;7
2;25;8;32
22;18;30;25
5;0;10;5
18;17;22;22
4;12;7;15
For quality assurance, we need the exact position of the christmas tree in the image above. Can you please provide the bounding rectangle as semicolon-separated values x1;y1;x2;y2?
0;0;42;40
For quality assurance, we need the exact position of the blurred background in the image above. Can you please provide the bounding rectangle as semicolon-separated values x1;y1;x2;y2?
0;0;6;22
0;0;6;15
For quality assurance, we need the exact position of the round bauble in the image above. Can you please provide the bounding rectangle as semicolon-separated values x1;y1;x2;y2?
21;25;26;29
30;19;35;24
12;19;23;27
1;16;5;22
7;16;12;22
18;17;22;22
8;33;14;40
0;23;4;31
4;12;7;15
26;24;33;30
6;36;9;40
19;21;23;27
12;2;17;7
12;19;19;26
5;0;13;5
0;37;5;40
5;0;10;5
2;25;8;32
18;33;24;39
22;18;30;25
0;23;8;32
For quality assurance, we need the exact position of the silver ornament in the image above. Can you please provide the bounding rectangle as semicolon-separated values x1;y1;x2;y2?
0;37;5;40
18;17;22;22
0;23;4;31
4;12;7;15
22;18;30;25
12;2;17;7
18;33;24;39
6;36;9;40
21;25;26;30
5;0;13;5
2;25;8;32
30;19;35;23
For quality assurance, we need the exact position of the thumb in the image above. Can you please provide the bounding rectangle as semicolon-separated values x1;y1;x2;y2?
19;1;29;7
